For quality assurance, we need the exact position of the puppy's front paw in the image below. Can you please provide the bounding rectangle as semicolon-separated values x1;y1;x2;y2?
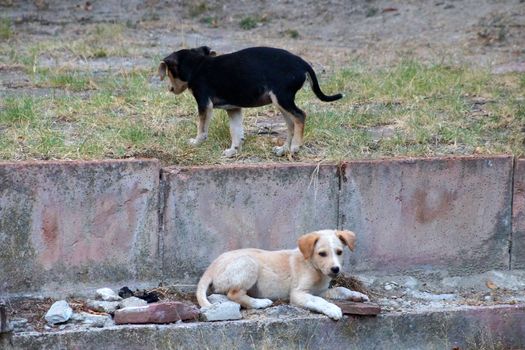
188;135;207;146
222;148;238;158
323;303;343;320
348;291;370;302
252;298;273;309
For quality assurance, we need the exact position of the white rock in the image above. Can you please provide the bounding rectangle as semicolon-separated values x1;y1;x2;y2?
96;288;122;301
118;296;147;309
80;312;113;328
200;301;242;321
87;299;120;314
45;300;73;325
207;294;230;304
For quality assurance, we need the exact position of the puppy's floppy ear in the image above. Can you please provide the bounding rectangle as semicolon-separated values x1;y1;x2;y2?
336;230;356;251
158;61;167;81
194;46;215;56
298;232;320;260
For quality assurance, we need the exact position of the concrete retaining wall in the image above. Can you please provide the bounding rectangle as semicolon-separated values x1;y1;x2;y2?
339;156;513;275
0;160;160;294
0;156;522;294
513;158;525;269
7;304;525;350
161;164;339;284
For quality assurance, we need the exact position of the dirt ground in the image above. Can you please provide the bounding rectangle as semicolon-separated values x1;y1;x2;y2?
1;0;524;82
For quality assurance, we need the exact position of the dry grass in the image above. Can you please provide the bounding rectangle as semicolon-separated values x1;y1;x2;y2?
0;23;523;165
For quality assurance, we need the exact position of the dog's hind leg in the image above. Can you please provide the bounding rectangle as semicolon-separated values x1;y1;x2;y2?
270;92;294;156
213;256;273;309
223;108;244;158
282;102;306;155
227;289;273;309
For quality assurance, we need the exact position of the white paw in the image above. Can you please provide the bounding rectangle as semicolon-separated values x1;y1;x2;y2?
188;135;206;146
290;145;301;155
348;291;370;302
272;146;287;157
222;148;238;158
252;298;273;309
323;303;343;320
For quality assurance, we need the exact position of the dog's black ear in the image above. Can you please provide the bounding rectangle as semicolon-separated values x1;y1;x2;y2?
158;61;167;81
193;46;216;56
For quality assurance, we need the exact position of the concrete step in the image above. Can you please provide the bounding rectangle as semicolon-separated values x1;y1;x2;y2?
5;303;525;350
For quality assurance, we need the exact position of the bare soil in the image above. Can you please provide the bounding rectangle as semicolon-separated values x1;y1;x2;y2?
1;0;524;80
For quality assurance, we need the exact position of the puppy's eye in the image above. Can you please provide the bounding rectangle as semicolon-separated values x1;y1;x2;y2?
336;250;343;256
319;252;327;257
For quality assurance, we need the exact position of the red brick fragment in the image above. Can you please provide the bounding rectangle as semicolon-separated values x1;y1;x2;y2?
334;301;381;316
114;302;199;324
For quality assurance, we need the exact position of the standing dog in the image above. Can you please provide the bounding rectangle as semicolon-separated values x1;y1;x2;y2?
196;229;369;320
158;46;343;157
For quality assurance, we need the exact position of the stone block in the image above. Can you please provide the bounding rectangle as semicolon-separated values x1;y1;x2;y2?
162;163;339;284
114;302;199;324
0;159;160;294
339;156;513;275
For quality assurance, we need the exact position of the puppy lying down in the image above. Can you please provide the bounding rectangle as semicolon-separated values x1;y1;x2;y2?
196;229;369;320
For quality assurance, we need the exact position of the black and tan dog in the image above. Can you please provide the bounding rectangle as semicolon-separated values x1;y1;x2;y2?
158;46;342;157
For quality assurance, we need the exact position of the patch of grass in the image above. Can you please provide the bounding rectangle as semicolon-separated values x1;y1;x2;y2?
239;16;258;30
0;18;12;40
283;29;300;39
0;60;522;164
0;97;36;124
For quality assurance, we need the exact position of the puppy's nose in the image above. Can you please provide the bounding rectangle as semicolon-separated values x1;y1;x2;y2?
170;87;174;93
331;266;340;274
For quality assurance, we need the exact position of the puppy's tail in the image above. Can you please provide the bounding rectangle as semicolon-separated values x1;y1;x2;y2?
306;65;343;102
196;268;213;308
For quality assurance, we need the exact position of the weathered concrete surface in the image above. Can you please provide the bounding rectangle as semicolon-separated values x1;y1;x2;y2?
513;158;525;269
0;159;160;294
162;163;339;284
7;304;525;350
339;156;513;276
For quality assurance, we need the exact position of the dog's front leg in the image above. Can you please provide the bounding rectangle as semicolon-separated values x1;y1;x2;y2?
322;287;369;302
290;290;342;320
189;100;213;146
223;108;244;158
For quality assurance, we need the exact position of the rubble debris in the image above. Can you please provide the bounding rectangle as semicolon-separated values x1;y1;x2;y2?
114;302;199;325
86;300;119;314
96;288;122;302
118;286;134;299
118;296;147;309
333;301;381;316
44;300;73;325
200;301;242;322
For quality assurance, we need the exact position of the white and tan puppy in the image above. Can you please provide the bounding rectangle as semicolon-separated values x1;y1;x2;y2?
196;229;369;320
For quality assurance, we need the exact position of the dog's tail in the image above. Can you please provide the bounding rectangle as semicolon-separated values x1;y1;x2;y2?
196;268;213;308
306;65;343;102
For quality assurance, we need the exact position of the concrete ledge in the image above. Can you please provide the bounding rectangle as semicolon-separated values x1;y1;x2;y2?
513;158;525;269
339;156;513;275
0;159;161;294
161;163;339;284
7;304;525;350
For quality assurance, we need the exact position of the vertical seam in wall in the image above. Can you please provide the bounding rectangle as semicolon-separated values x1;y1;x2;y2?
509;156;516;270
336;162;346;230
157;169;170;285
